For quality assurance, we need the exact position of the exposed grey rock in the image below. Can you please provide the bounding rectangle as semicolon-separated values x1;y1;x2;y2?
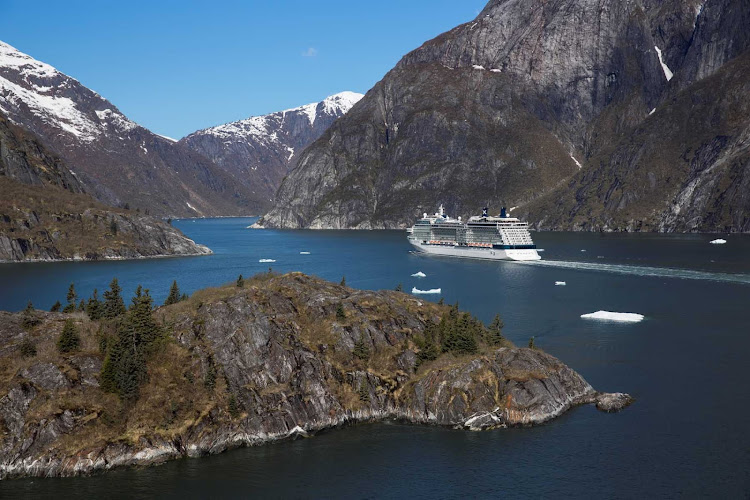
0;273;631;479
259;0;750;232
20;363;69;391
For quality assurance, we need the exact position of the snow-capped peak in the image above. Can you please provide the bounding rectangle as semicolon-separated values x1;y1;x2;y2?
0;40;138;142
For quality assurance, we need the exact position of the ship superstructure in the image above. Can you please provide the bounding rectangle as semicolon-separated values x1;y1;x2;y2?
407;205;541;261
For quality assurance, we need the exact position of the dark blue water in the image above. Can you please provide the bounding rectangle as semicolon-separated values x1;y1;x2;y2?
2;218;749;498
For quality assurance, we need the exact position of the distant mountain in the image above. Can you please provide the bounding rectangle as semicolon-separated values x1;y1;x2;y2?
259;0;750;232
181;92;363;207
0;41;263;217
0;111;210;261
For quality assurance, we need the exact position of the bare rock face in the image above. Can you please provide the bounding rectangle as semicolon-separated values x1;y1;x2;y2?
0;273;630;478
181;92;363;209
259;0;750;232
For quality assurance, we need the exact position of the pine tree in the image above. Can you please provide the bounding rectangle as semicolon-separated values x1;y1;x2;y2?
340;275;346;287
86;289;103;320
395;283;403;292
103;278;126;318
110;219;118;235
164;280;181;306
180;293;189;302
417;319;440;365
100;286;162;401
50;300;61;312
358;378;370;403
336;303;346;320
528;336;535;349
236;274;244;288
78;299;86;312
353;334;370;360
487;314;505;346
63;283;77;313
57;319;80;353
21;301;40;329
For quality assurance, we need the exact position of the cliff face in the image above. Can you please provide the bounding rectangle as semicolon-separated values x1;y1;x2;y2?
181;92;363;210
0;113;211;262
259;0;750;231
0;273;630;478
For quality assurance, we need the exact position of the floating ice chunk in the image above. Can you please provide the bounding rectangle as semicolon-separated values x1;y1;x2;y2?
412;287;441;295
710;239;727;245
581;311;644;322
259;259;276;263
581;249;587;252
537;249;545;252
555;281;566;286
300;251;311;254
411;271;427;277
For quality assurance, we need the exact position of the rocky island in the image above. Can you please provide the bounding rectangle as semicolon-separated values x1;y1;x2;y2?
0;272;631;479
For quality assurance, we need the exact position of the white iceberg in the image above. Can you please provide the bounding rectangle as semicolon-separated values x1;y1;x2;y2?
710;239;727;245
411;271;427;278
581;311;644;323
412;287;441;295
259;259;276;263
555;281;566;286
300;251;311;255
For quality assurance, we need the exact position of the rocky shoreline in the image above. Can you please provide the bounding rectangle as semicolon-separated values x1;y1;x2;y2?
0;273;632;479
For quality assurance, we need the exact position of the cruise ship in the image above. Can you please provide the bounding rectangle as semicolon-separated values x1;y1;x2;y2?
407;205;541;261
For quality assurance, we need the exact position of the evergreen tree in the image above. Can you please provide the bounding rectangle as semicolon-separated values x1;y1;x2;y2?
236;274;244;288
417;319;440;365
358;378;370;403
110;219;118;235
86;289;103;320
395;283;403;292
336;303;346;320
228;394;240;418
103;278;126;318
57;319;80;353
180;293;189;302
353;334;370;360
438;297;444;306
63;283;77;313
21;301;40;329
528;336;535;349
164;280;181;306
78;299;86;312
50;300;61;312
486;314;505;346
100;287;161;401
340;275;346;287
19;337;37;358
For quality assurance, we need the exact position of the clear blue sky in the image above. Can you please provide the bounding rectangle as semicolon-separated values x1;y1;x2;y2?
0;0;486;138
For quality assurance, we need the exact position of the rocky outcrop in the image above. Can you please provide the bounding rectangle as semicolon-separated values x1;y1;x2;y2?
0;273;631;479
0;41;261;217
181;92;363;210
0;113;211;261
259;0;750;232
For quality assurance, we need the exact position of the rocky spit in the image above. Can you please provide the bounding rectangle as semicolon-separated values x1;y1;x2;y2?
0;273;632;479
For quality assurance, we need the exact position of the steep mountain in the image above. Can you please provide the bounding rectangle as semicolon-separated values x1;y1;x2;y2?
181;92;363;207
0;41;263;217
0;112;211;261
259;0;750;231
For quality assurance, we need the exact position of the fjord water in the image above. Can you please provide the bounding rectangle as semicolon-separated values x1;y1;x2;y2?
2;218;749;497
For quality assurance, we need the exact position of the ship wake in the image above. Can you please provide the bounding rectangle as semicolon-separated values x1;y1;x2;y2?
521;260;750;285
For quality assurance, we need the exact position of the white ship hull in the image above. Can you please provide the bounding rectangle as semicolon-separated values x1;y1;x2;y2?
409;240;541;261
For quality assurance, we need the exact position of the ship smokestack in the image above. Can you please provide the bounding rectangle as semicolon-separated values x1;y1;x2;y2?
501;207;507;218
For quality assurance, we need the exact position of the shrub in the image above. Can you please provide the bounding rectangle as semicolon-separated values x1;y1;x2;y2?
19;337;37;358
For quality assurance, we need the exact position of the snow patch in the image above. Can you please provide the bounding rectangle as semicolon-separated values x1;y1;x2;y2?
472;65;486;70
490;68;502;73
412;287;441;295
654;46;674;81
710;238;727;244
186;202;198;212
570;154;583;169
411;271;427;278
649;108;656;116
581;311;644;322
259;259;276;263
